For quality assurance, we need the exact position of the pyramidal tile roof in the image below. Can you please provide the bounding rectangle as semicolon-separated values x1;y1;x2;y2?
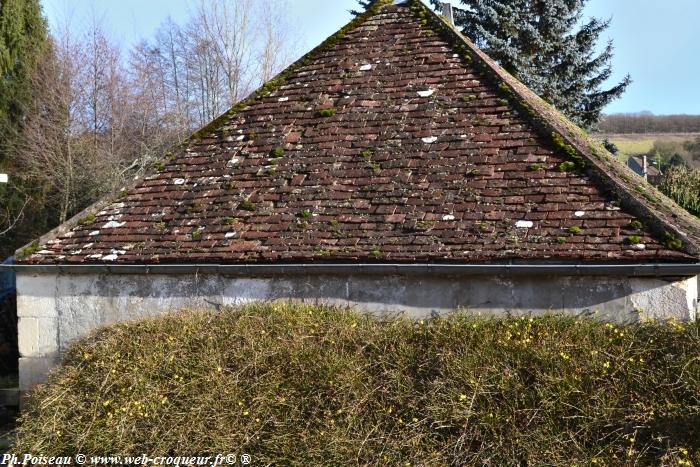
17;0;700;265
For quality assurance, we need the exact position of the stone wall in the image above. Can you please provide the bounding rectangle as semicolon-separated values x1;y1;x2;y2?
17;272;699;392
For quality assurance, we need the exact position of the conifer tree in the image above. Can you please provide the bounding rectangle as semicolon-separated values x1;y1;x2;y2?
428;0;630;127
350;1;374;16
354;1;629;127
0;0;48;160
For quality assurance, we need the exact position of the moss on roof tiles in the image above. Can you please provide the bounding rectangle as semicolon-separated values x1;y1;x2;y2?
14;0;700;264
402;0;700;257
188;0;395;143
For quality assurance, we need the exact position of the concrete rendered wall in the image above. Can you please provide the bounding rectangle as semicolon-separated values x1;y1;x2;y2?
17;272;699;392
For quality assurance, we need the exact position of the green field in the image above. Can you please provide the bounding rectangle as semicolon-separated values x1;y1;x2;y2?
597;133;700;163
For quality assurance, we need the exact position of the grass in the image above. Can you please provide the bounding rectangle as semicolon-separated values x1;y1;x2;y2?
12;303;700;465
609;136;658;158
601;133;700;162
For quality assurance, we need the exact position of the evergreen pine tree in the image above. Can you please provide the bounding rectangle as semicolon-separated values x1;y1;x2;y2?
428;0;630;127
350;1;375;16
0;0;47;165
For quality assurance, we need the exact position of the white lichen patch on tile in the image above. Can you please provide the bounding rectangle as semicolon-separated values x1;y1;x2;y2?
38;250;52;255
83;243;93;249
102;221;126;229
173;178;186;185
225;232;237;239
417;89;435;97
278;97;289;102
575;211;585;217
359;64;372;71
89;231;100;236
442;214;455;221
632;244;646;250
422;136;438;144
236;135;245;141
87;254;103;259
102;250;126;261
516;220;534;228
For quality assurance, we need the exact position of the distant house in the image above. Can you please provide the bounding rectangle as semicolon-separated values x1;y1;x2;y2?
4;0;700;393
628;155;663;185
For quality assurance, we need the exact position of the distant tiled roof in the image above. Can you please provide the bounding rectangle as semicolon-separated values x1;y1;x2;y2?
18;0;700;265
628;157;662;177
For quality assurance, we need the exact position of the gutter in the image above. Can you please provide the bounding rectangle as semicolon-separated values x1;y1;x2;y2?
1;263;700;277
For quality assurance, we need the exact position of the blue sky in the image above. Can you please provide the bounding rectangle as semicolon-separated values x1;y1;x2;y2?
41;0;700;115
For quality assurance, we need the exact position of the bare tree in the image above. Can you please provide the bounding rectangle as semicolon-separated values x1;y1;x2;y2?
7;0;301;244
17;17;131;224
17;37;81;224
256;0;298;84
194;0;253;106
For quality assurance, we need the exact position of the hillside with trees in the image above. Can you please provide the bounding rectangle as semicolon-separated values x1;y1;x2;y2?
597;114;700;134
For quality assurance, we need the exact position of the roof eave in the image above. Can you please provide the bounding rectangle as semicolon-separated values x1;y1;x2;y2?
3;262;700;277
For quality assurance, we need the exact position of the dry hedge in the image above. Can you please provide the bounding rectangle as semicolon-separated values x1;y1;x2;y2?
12;303;700;465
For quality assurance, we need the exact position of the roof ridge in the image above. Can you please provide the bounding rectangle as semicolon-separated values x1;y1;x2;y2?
403;0;700;256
